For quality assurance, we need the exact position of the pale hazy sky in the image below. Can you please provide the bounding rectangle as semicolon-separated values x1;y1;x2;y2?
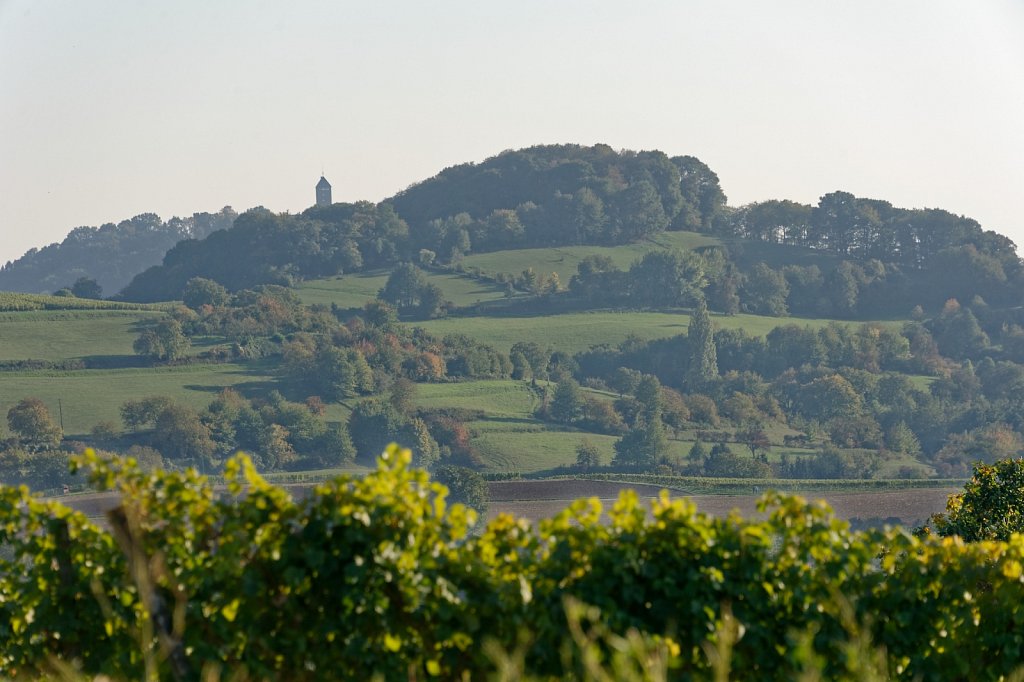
1;1;1022;265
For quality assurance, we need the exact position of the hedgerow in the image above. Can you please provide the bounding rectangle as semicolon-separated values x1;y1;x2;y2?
1;446;1023;680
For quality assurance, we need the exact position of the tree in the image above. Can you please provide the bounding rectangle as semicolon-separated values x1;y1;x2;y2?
628;250;706;309
741;263;789;316
737;424;771;458
575;439;602;469
383;263;424;308
70;276;103;299
182;277;229;310
311;423;356;467
362;300;399;331
388;377;418;416
417;283;446;319
610;180;670;241
120;396;174;432
608;367;643;396
798;374;863;422
549;378;584;424
509;341;550;381
612;410;667;470
885;421;921;455
258;423;298;470
688;440;708;462
929;301;990;359
91;420;120;445
314;346;360;401
348;399;409;464
925;458;1024;541
133;318;191;362
633;374;664;424
685;297;718;390
7;398;62;451
431;464;489;515
704;443;772;478
153;403;216;467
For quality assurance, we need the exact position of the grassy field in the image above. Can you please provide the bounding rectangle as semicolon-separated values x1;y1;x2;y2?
414;380;540;418
460;231;721;284
296;270;512;310
0;310;165;361
414;309;877;354
0;363;281;436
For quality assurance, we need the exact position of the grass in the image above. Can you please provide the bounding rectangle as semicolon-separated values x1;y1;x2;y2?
0;362;280;437
414;380;540;419
414;309;881;355
295;272;390;309
296;270;513;310
473;426;616;472
0;310;165;361
460;231;722;284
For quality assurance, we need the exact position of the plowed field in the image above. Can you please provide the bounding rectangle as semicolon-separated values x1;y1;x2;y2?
487;480;956;528
57;480;957;531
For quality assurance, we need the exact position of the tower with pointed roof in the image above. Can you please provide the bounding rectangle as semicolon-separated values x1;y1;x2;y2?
316;175;332;207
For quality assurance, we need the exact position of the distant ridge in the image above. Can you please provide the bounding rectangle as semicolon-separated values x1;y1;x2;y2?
0;207;237;296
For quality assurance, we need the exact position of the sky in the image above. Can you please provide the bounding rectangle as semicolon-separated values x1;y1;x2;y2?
1;1;1023;265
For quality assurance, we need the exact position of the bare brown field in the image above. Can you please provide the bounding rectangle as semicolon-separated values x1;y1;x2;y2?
487;480;957;528
57;481;957;531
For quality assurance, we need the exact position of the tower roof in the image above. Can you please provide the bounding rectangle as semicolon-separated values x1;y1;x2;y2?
317;175;331;189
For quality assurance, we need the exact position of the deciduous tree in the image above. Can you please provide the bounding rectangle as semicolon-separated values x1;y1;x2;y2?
7;398;62;451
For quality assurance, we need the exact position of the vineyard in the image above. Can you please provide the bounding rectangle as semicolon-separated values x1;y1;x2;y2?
0;292;165;312
2;446;1023;680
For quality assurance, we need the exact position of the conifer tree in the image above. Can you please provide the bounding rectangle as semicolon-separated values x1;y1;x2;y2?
685;297;718;390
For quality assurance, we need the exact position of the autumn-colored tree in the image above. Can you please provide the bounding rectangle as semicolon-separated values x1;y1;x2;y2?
925;458;1024;541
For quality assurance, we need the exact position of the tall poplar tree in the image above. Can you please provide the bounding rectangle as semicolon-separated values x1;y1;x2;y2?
685;297;718;390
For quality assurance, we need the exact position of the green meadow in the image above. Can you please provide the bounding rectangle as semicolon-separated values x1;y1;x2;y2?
460;231;721;283
414;309;883;355
296;270;512;310
0;310;165;361
413;380;540;418
0;363;280;436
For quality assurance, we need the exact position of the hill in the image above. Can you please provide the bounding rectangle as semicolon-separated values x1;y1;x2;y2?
0;208;236;296
3;143;1024;499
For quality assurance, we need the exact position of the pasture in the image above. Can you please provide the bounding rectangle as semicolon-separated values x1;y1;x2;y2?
460;231;721;284
296;270;512;310
0;362;281;436
413;309;877;354
0;310;164;361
